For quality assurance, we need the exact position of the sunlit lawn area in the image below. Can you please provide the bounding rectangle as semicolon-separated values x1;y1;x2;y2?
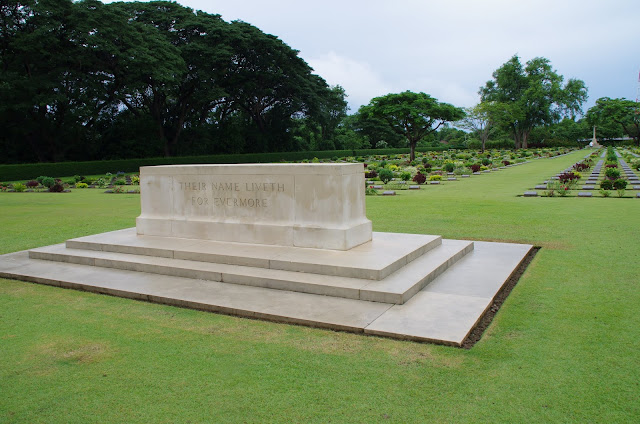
1;149;639;423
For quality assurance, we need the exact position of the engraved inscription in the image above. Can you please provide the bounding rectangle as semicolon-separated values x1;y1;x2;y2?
178;178;286;210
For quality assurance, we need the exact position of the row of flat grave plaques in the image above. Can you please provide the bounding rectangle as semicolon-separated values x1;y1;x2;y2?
530;153;599;196
581;159;603;191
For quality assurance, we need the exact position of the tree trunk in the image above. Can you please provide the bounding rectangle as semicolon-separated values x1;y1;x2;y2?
409;140;416;162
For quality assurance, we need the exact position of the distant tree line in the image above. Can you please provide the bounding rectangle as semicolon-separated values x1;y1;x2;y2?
0;0;349;163
2;1;637;165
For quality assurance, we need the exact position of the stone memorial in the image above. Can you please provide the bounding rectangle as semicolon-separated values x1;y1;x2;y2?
0;163;533;347
137;164;371;250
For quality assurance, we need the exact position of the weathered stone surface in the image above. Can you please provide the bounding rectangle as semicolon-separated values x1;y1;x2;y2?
0;238;531;346
137;164;372;250
382;191;396;196
578;192;592;197
523;191;538;197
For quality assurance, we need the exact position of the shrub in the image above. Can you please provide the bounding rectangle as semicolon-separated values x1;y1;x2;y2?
412;172;427;184
558;172;578;184
41;177;55;188
49;183;64;192
75;182;88;188
12;182;27;192
481;158;492;166
365;186;378;195
114;179;126;185
365;170;378;179
502;160;511;166
95;177;108;188
470;164;481;172
400;171;412;181
429;175;442;181
73;175;83;182
613;179;627;190
600;180;614;190
604;167;621;179
378;168;394;184
599;189;611;197
25;180;39;188
443;162;455;172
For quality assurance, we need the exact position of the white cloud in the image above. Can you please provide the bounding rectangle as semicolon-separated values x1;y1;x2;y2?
308;52;394;111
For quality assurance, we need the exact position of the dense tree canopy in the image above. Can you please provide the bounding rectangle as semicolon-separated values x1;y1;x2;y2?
358;91;465;161
586;97;640;145
0;0;346;163
479;55;588;149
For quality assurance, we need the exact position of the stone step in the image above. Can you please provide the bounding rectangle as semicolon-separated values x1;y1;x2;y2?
65;228;441;281
0;240;532;346
29;239;474;305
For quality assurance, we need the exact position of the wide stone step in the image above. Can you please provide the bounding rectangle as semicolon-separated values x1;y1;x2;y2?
29;239;473;304
65;228;441;281
1;239;532;346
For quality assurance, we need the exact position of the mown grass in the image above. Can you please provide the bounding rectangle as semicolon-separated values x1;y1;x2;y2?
1;149;639;423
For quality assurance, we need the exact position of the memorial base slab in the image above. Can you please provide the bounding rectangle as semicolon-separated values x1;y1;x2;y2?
0;228;532;346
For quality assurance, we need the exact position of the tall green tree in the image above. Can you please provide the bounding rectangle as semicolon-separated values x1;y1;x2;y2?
0;0;345;163
455;103;499;152
222;21;335;153
359;91;464;161
479;55;588;149
586;97;639;145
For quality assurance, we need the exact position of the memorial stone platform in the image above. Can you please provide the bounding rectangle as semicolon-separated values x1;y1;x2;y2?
0;164;533;346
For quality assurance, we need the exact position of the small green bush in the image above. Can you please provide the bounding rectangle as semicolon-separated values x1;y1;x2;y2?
604;168;621;179
429;175;443;181
75;182;88;188
378;168;394;184
600;180;614;190
400;171;412;181
12;182;27;192
41;177;55;188
613;179;627;190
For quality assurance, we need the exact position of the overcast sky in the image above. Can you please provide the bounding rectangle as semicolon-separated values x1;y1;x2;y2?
107;0;639;114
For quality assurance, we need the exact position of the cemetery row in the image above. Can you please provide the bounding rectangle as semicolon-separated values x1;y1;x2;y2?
0;147;588;195
524;147;640;198
359;148;576;196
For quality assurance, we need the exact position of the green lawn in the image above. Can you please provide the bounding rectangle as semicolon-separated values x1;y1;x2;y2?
1;149;639;423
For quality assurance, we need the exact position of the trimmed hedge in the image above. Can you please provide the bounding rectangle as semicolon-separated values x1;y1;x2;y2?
0;147;452;181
